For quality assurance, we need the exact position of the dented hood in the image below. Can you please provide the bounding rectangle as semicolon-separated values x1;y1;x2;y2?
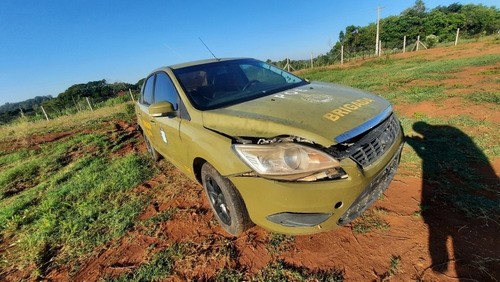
202;82;391;146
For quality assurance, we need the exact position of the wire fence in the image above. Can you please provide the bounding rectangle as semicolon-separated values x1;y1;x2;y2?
279;33;478;71
5;90;140;125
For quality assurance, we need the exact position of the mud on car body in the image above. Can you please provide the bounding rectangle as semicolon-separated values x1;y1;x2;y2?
135;58;404;236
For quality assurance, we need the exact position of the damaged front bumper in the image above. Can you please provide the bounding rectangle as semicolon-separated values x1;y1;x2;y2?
228;132;404;235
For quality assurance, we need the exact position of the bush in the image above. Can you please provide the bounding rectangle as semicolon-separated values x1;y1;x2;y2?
425;35;439;48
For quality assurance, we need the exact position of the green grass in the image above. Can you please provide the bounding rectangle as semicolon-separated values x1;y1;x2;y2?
385;85;446;103
0;107;155;278
464;92;500;105
300;54;500;104
106;244;182;282
138;209;176;236
0;153;154;276
0;102;131;142
351;209;390;234
267;233;295;254
254;260;344;282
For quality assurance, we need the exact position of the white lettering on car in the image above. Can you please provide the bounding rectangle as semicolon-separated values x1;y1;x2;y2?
274;88;308;99
160;128;168;144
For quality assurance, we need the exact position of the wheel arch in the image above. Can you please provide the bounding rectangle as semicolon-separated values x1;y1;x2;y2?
193;157;207;184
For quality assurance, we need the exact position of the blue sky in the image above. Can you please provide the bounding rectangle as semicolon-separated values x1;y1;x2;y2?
0;0;497;105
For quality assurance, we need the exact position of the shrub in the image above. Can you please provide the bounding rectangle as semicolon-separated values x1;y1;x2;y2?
425;35;439;48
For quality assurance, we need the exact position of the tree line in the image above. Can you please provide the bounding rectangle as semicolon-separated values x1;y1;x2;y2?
270;1;499;69
0;80;141;124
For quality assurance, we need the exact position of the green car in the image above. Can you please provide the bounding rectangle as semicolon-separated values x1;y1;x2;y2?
135;58;404;236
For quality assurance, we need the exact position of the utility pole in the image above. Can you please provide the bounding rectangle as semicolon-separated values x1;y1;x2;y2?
375;6;385;56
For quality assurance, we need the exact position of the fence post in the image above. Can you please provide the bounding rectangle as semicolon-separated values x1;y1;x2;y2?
310;52;313;69
416;36;420;51
403;36;406;53
86;97;94;111
455;28;460;46
341;45;344;65
41;106;49;121
129;89;135;102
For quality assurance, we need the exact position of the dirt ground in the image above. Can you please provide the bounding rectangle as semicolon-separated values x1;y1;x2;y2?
3;41;499;281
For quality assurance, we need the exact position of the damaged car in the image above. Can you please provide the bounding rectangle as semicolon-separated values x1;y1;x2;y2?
135;58;404;236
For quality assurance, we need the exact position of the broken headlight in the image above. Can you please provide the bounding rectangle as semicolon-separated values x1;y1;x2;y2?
233;143;342;181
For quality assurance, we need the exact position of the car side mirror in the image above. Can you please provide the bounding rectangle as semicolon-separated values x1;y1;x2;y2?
149;101;176;117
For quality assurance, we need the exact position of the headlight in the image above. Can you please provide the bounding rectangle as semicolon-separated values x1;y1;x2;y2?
233;143;341;181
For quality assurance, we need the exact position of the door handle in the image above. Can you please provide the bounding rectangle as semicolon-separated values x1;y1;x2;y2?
150;119;156;124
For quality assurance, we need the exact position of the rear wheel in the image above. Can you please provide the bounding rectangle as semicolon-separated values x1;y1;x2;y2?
143;133;160;161
201;163;252;236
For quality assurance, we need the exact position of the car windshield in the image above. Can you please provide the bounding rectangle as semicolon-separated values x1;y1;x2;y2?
172;59;308;110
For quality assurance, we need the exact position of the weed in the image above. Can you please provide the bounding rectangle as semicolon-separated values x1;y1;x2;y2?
215;267;243;282
138;209;175;236
267;233;295;254
106;244;182;282
254;260;344;282
478;69;500;75
352;209;390;234
390;86;446;103
389;255;401;275
464;92;500;105
378;255;402;280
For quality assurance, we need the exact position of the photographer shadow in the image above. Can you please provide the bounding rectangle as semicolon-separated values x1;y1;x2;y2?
406;121;499;281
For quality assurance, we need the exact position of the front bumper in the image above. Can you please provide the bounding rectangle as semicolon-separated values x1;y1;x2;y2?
229;132;404;235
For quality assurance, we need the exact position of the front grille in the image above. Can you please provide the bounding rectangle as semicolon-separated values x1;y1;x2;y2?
326;114;401;168
351;115;400;167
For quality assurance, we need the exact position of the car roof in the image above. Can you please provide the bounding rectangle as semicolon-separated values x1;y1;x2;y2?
167;57;252;70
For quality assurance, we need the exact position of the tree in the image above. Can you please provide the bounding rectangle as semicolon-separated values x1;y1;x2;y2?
461;4;500;36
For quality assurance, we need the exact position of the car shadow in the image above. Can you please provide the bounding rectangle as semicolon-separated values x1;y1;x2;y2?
406;121;499;281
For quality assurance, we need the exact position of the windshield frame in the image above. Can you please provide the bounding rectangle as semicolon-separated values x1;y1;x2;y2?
172;58;309;111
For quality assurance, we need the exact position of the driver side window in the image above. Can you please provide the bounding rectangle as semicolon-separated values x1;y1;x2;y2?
154;72;179;110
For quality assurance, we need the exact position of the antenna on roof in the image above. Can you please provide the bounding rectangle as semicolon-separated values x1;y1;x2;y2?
199;37;220;61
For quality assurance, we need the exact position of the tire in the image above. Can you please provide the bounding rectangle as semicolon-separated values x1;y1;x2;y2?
201;163;252;236
143;133;160;161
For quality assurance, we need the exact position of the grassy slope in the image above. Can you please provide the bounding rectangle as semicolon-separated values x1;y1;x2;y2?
0;104;157;279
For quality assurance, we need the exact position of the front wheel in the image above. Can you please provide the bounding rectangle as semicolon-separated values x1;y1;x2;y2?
201;163;252;236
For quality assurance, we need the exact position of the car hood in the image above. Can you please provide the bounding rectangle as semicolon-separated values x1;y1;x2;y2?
202;82;391;147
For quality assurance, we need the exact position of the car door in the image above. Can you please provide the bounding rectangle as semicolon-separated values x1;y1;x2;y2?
149;71;184;168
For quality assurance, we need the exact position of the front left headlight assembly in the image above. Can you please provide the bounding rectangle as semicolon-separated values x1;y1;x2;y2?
233;143;344;181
